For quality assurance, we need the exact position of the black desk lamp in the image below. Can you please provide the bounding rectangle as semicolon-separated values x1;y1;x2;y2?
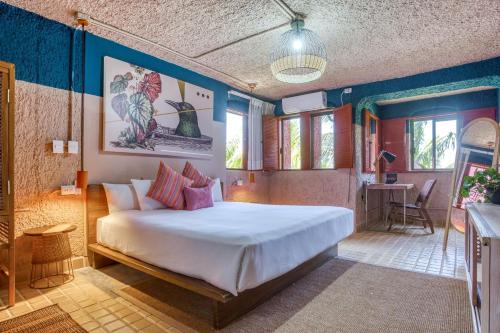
374;150;397;183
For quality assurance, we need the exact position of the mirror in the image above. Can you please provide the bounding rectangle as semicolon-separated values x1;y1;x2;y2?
443;117;500;250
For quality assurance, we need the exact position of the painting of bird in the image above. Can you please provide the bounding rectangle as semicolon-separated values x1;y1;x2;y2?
165;100;202;138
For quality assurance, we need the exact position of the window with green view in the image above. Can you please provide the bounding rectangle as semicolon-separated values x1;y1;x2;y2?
411;117;457;170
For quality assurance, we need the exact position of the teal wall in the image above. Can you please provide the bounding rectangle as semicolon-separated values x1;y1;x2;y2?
274;56;500;123
378;89;498;120
0;2;245;122
2;2;499;125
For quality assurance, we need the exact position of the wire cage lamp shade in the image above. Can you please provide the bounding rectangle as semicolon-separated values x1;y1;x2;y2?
270;19;327;84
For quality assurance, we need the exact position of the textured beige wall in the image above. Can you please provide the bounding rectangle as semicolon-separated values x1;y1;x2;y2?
225;170;271;203
14;80;84;280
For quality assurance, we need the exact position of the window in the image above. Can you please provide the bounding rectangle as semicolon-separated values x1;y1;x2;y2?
225;111;246;169
275;104;353;171
411;116;457;170
281;117;301;169
311;112;334;169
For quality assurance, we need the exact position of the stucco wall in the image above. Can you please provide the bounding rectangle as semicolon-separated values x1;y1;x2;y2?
14;80;84;280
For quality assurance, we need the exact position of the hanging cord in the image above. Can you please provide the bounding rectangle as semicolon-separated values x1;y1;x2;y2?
69;25;83;141
77;19;88;171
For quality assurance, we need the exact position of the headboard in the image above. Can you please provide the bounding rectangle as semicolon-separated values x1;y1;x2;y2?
86;181;224;245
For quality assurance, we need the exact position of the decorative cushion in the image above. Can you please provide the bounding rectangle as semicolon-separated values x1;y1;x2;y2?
147;162;193;210
102;183;140;213
182;161;214;188
211;178;224;202
131;179;167;211
183;185;214;211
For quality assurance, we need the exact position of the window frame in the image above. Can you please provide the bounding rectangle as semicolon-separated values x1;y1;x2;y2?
310;110;335;170
225;109;248;170
410;114;458;171
279;114;302;170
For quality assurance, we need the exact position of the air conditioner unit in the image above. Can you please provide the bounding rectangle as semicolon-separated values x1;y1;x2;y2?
282;91;327;114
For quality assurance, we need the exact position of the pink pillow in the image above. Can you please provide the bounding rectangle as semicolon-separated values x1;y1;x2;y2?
182;161;214;188
183;185;214;211
147;161;193;210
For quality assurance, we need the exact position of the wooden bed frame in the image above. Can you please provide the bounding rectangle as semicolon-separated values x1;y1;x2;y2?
86;184;338;329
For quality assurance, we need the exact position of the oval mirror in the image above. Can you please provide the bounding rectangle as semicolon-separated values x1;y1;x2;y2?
443;117;500;250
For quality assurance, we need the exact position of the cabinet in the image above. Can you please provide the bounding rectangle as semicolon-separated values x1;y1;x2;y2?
465;203;500;333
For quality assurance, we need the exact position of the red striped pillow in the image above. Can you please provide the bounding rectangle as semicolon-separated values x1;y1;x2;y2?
182;161;214;188
147;162;193;210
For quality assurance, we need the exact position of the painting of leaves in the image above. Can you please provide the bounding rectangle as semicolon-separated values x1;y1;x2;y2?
103;56;214;158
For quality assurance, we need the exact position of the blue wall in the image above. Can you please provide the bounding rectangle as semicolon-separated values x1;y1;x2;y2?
378;89;498;120
0;2;238;122
84;33;231;122
275;56;500;123
0;2;83;91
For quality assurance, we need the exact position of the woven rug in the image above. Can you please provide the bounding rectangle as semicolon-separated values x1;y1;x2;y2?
0;304;86;333
116;258;473;333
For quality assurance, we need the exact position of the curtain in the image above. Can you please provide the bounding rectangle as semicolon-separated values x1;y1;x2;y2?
248;98;275;170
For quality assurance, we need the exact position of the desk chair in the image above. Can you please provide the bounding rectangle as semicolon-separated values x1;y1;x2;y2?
387;179;437;233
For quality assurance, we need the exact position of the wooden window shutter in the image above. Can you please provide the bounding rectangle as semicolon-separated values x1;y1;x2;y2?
363;110;381;172
461;107;496;127
381;118;407;172
262;115;279;171
300;112;311;170
0;71;8;216
334;104;353;168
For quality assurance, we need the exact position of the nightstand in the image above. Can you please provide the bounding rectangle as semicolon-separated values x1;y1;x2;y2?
24;224;77;289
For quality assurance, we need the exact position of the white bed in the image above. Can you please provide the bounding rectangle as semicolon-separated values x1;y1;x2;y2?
97;201;354;295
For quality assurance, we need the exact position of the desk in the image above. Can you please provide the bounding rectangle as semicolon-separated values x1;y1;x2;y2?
365;183;415;230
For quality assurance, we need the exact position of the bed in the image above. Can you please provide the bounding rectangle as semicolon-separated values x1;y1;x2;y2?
86;184;354;328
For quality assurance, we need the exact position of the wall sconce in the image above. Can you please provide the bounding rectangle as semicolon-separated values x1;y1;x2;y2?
232;178;244;186
248;172;256;184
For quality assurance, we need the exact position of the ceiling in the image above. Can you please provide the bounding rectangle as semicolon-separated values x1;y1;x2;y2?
7;0;500;100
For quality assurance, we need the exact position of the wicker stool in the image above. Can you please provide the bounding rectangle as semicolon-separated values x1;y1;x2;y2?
24;224;77;289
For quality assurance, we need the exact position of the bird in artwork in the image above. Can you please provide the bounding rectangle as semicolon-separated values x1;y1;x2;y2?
165;100;202;138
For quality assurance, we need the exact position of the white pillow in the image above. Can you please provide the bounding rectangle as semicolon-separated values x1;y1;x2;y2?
211;178;223;202
131;179;167;211
102;183;140;213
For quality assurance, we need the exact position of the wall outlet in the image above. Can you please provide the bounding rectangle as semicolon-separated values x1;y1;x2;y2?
61;185;76;195
343;87;352;94
52;140;64;154
68;140;79;154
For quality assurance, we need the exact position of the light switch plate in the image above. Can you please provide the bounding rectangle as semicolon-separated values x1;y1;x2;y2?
52;140;64;154
61;185;76;195
68;140;78;154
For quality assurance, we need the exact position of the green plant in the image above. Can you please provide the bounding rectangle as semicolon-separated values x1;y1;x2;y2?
461;167;500;203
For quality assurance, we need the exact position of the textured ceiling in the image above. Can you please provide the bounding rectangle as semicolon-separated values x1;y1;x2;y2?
6;0;500;100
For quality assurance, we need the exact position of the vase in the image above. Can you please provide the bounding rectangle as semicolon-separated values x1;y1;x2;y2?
488;188;500;205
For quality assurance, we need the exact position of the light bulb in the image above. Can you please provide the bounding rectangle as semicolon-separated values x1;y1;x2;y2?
292;39;303;50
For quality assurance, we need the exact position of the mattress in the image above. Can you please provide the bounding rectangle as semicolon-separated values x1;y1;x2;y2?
97;201;354;295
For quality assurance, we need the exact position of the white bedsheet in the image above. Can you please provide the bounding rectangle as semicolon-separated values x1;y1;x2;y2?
97;202;354;295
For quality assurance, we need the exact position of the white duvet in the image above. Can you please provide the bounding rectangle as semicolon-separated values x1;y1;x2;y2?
97;201;354;295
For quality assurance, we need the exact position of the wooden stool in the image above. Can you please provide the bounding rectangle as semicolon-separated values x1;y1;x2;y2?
24;224;77;289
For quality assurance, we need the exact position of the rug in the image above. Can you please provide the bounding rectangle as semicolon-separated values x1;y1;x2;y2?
116;258;473;333
0;304;86;333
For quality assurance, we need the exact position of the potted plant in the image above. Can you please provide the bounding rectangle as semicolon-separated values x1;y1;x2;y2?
461;167;500;204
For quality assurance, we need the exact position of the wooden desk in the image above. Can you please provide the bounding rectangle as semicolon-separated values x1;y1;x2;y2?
365;183;415;230
465;203;500;333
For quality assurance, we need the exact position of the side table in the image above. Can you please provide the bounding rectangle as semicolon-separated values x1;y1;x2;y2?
23;224;77;289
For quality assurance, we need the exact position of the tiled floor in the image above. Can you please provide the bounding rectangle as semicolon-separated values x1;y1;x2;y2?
339;226;466;279
0;264;180;332
0;226;466;332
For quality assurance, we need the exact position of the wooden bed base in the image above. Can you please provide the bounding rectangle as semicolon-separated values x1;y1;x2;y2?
86;184;338;329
